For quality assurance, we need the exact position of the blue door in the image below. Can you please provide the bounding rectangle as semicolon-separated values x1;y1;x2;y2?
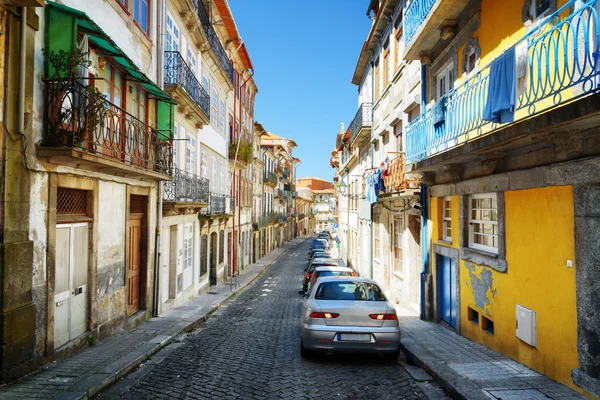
440;255;457;328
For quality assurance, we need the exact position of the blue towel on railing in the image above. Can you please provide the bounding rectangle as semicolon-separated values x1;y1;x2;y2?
483;47;517;124
432;95;446;128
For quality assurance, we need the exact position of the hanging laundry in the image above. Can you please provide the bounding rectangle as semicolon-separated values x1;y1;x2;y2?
432;95;447;128
515;40;529;97
365;172;378;204
483;46;517;124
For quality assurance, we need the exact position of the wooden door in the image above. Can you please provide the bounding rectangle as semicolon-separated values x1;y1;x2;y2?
128;216;142;316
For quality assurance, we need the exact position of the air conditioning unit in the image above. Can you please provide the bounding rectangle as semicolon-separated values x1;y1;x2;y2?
516;304;537;348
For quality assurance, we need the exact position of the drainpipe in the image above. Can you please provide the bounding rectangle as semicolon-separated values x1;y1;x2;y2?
17;7;26;136
369;60;375;280
153;0;166;317
419;64;428;318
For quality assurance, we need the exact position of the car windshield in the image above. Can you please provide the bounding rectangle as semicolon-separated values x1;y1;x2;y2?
315;281;386;301
309;262;335;273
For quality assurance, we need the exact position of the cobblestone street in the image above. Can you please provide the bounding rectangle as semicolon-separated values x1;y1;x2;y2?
111;239;433;399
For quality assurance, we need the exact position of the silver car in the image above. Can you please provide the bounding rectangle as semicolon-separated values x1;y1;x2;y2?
300;277;401;359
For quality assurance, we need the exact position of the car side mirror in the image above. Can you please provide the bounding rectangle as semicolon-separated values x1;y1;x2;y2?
298;290;306;296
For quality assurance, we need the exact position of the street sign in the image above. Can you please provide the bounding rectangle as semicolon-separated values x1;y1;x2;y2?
333;222;338;229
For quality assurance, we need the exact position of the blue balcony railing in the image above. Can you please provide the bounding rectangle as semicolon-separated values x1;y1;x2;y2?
349;102;372;143
164;51;210;117
406;0;600;163
404;0;437;46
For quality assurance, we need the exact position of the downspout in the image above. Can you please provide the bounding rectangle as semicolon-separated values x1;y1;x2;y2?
419;63;428;319
153;0;166;317
369;60;375;280
17;8;26;136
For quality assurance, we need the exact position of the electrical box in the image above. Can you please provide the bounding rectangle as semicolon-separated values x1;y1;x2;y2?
516;304;537;348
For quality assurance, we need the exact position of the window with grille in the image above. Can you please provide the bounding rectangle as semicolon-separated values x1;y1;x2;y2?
468;193;498;253
130;195;144;213
57;188;88;216
443;197;452;241
219;230;224;263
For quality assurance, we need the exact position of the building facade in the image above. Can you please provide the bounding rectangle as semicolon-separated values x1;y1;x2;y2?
159;0;234;313
334;0;600;396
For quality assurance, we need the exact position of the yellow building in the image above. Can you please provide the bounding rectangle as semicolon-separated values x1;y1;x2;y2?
402;0;600;396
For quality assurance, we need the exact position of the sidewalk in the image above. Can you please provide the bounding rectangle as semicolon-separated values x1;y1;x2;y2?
0;238;304;400
396;308;588;400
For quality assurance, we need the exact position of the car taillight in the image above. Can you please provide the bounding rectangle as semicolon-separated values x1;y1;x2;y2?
369;314;398;320
309;312;339;319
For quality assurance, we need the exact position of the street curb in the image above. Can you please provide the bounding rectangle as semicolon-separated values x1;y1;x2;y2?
87;238;301;399
400;339;486;400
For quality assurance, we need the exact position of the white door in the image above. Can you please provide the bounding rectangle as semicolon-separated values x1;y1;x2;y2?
54;223;89;349
183;223;193;289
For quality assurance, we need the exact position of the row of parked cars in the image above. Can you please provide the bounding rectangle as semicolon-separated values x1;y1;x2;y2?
298;231;402;360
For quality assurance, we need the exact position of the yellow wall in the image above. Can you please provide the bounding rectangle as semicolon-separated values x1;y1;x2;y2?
430;187;583;392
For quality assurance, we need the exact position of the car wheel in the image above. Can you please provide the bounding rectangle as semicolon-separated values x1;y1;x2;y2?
300;339;313;358
385;346;401;361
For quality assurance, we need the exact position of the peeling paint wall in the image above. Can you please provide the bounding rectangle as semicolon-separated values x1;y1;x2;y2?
431;187;580;392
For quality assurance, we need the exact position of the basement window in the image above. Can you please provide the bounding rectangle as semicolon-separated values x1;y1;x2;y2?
482;315;494;335
468;307;479;325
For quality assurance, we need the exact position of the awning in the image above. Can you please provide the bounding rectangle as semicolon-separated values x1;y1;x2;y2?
45;2;175;104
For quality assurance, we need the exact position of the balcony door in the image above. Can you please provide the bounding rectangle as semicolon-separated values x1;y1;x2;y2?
130;85;148;168
102;64;125;161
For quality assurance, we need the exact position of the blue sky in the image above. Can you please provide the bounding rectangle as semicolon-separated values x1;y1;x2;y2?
228;0;372;182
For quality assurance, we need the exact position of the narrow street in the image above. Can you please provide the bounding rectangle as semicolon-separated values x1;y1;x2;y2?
106;238;438;399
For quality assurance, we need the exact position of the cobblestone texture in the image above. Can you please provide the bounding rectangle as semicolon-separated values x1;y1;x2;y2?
120;240;429;400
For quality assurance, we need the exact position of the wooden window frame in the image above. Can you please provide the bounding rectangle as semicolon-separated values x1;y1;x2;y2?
394;14;403;71
383;39;390;88
468;193;499;254
442;196;452;242
374;57;381;100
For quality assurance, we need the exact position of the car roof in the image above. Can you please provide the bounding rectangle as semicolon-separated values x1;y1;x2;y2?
313;266;353;272
312;276;378;285
311;258;335;263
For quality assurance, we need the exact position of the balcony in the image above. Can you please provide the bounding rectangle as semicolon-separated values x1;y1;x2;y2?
200;194;227;217
403;0;471;60
39;80;172;180
227;196;235;214
380;154;421;200
195;1;234;83
264;171;278;187
349;103;372;144
406;1;600;166
164;51;210;128
274;188;283;199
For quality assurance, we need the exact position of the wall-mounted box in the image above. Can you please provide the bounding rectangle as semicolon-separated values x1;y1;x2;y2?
516;304;537;348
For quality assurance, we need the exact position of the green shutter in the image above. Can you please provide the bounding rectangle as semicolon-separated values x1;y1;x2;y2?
157;101;174;140
45;4;78;78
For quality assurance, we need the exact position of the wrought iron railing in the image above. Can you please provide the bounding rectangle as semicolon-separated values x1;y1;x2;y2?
349;102;372;143
195;1;234;83
264;171;277;185
406;0;600;163
274;188;283;198
43;80;172;174
163;168;209;203
404;0;438;46
164;51;210;117
201;194;226;215
383;154;421;193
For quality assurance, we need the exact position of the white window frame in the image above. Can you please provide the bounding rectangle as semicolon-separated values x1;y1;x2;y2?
187;50;197;76
443;196;452;242
468;193;499;254
185;134;196;175
201;150;208;178
166;14;179;52
436;61;454;100
530;0;551;20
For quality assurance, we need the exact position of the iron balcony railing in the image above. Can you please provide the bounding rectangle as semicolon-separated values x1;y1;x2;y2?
195;1;234;83
163;168;209;203
404;0;438;46
164;51;210;117
201;194;226;215
264;171;277;185
43;79;172;174
349;102;373;143
274;188;283;198
406;0;600;163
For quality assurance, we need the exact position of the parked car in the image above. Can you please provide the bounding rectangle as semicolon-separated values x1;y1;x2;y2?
309;239;328;254
300;277;400;359
308;266;356;290
309;249;329;261
303;257;338;291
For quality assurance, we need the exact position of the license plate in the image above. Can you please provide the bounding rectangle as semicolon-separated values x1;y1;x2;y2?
337;333;371;342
